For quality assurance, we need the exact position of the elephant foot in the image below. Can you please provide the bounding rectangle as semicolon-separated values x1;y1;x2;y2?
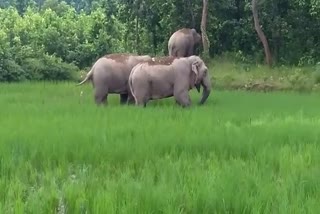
135;101;147;108
95;96;108;106
181;103;191;108
95;100;108;106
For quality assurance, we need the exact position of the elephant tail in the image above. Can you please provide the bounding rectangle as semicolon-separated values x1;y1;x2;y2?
76;68;93;86
128;66;138;105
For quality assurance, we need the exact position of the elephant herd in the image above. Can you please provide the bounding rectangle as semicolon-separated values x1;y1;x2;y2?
77;28;211;107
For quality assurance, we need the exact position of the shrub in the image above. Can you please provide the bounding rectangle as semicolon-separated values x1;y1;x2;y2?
288;71;314;92
21;54;79;81
0;59;26;82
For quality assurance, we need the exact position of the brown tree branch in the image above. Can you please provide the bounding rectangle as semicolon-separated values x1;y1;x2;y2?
201;0;210;61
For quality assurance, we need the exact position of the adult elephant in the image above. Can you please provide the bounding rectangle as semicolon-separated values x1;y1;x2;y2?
128;55;211;107
77;53;153;105
168;28;201;57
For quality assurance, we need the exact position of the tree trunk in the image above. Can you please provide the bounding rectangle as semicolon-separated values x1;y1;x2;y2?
201;0;210;61
252;0;272;66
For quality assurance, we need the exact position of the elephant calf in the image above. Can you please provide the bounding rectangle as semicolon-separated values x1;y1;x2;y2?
77;53;152;105
128;55;211;107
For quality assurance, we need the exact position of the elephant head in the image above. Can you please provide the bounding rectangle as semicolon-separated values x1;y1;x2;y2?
188;56;211;105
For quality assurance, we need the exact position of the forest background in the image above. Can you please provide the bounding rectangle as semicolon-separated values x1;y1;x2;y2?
0;0;320;91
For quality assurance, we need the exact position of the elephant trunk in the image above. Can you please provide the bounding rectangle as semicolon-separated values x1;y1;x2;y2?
199;74;211;105
195;83;201;93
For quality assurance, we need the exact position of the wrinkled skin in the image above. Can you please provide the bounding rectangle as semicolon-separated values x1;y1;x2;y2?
168;28;202;57
77;53;152;105
128;55;211;107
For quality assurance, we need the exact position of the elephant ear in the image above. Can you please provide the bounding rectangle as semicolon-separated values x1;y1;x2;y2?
192;61;199;84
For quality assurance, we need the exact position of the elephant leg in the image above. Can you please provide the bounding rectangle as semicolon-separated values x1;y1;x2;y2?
120;93;128;105
127;93;135;105
135;95;148;107
94;86;108;105
126;86;135;105
130;78;149;107
132;88;148;107
174;89;191;107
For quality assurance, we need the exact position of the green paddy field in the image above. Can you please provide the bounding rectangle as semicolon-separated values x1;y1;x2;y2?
0;82;320;213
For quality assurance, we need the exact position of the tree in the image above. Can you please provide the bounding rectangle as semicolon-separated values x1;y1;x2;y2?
252;0;272;66
1;0;320;68
201;0;210;61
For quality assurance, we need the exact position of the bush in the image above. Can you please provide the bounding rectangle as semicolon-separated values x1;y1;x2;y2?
21;54;79;81
0;55;79;82
0;59;26;82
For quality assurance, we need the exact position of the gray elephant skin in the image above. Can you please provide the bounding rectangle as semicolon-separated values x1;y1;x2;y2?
168;28;201;57
128;55;211;107
77;53;152;105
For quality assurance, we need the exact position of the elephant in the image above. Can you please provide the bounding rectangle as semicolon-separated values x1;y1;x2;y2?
128;55;211;107
168;28;202;57
77;53;153;105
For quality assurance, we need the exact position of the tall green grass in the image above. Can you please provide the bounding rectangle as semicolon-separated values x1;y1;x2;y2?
209;56;320;92
0;82;320;213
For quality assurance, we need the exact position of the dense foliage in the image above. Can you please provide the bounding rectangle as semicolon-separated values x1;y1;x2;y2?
0;0;319;81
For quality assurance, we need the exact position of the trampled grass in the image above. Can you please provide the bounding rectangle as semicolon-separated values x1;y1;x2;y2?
1;82;320;213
